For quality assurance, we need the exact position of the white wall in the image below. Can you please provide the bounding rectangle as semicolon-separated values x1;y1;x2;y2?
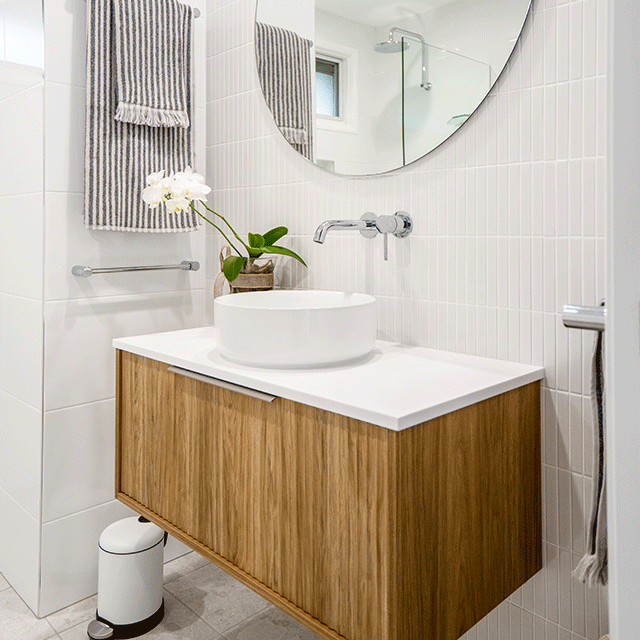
206;0;609;639
0;0;44;613
36;0;208;617
256;0;314;40
607;0;640;636
1;0;208;618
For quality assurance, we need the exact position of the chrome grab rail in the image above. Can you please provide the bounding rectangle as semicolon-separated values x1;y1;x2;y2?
72;261;200;277
562;304;606;332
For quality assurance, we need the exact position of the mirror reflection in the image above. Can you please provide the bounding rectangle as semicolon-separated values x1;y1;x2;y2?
255;0;532;175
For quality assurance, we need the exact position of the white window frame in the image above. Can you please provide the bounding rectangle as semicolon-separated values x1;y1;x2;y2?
315;39;359;135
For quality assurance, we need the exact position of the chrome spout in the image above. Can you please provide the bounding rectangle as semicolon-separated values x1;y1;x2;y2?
313;219;376;244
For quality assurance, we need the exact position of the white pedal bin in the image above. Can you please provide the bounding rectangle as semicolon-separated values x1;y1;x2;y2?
94;517;165;638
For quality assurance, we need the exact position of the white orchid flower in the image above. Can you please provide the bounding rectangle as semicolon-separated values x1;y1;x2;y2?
175;166;206;184
169;178;189;200
142;184;165;208
143;167;211;213
183;181;211;202
146;169;165;186
165;196;190;213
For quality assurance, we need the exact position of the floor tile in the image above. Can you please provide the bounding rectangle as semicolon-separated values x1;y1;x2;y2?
164;552;211;585
45;594;97;633
0;588;58;640
0;573;9;591
223;606;323;640
59;592;220;640
165;563;270;633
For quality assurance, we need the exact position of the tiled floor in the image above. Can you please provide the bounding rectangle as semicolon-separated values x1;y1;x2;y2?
0;553;323;640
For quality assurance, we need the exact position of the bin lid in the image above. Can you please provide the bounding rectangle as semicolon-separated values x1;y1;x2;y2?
99;517;165;554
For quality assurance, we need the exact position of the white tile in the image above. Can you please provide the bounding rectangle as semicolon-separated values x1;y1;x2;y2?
42;399;115;522
3;0;43;93
163;551;210;585
43;0;86;87
0;84;43;195
0;391;42;519
0;192;43;299
44;289;205;410
45;594;97;634
44;82;85;193
39;499;136;617
164;536;192;564
0;588;56;640
0;488;41;613
0;293;43;409
43;192;205;301
165;563;270;633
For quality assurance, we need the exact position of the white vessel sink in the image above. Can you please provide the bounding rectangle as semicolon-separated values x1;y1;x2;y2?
214;290;377;367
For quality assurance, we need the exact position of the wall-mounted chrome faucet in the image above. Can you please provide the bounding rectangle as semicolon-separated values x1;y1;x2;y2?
313;212;413;260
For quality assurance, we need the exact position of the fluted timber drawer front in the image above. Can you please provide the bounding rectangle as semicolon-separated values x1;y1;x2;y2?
116;349;542;640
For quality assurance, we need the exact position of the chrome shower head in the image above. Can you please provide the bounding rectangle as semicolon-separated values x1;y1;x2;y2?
374;39;409;53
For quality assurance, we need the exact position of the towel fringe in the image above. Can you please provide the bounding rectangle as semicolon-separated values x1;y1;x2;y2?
115;102;190;129
280;126;308;145
572;553;608;587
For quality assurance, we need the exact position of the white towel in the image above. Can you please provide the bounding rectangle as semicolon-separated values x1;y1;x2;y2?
255;22;313;161
84;0;199;232
114;0;192;128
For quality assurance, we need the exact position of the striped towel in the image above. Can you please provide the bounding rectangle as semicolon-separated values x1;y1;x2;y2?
114;0;191;128
84;0;199;232
573;302;608;586
255;22;313;161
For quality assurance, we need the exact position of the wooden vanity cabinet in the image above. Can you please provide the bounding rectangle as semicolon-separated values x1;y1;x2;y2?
116;350;541;640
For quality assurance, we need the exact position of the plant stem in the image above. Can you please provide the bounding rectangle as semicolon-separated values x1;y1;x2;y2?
190;205;244;257
196;202;251;253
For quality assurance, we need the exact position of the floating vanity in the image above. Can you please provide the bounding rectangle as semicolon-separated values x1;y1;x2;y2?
113;327;544;640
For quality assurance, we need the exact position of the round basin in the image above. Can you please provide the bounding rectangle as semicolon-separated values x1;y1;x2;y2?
214;290;377;367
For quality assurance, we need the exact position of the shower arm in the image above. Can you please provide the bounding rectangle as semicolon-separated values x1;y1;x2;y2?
388;28;432;90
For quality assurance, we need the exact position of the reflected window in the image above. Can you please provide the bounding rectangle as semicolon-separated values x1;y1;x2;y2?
316;57;340;118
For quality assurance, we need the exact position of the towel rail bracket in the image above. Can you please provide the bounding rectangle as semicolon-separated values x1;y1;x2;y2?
562;304;606;332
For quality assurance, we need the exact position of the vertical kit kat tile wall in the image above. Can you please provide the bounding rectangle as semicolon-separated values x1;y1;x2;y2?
205;0;608;638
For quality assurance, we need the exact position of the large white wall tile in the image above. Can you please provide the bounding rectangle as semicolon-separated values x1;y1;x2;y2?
43;399;115;523
0;391;42;520
44;192;205;301
0;488;40;613
0;192;43;299
44;82;85;194
39;499;136;617
44;289;205;410
3;0;43;95
43;0;86;88
0;293;43;409
0;83;43;196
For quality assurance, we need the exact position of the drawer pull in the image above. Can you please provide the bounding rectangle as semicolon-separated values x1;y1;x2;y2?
167;366;277;402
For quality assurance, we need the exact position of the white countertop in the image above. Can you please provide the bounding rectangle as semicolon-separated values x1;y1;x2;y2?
113;326;544;431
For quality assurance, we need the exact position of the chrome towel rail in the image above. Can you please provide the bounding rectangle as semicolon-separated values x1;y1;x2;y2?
562;304;606;332
72;260;200;278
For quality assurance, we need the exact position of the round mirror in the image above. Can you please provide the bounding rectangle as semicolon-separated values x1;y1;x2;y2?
255;0;532;176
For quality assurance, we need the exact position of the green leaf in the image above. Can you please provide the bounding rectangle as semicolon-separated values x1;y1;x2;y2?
261;245;307;267
222;255;247;282
248;233;265;249
262;226;288;246
247;246;264;258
